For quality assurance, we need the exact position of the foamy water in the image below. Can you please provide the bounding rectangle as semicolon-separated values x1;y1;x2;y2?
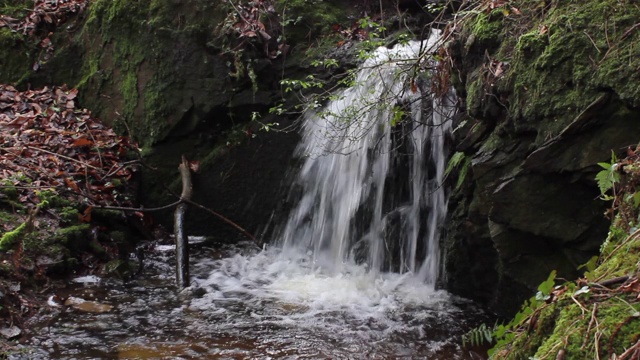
16;243;488;359
188;245;467;348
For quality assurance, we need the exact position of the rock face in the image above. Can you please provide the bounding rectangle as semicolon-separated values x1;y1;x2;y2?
21;0;278;146
443;0;640;315
0;0;359;240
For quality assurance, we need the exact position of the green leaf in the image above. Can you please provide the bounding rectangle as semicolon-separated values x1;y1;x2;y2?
537;270;556;295
595;169;616;196
456;158;471;191
578;256;599;272
390;106;404;126
445;152;466;177
633;192;640;208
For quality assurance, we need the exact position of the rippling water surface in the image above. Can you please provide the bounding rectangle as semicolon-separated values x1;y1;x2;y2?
15;241;490;359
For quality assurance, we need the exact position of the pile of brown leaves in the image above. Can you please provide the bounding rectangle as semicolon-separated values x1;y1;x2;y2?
0;0;87;36
0;0;88;70
0;84;137;208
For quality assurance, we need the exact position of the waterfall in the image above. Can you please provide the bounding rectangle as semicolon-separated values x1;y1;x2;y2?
278;31;455;287
182;33;486;357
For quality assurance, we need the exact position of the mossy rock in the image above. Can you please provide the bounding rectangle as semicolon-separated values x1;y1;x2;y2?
53;223;91;249
8;0;238;146
447;0;640;317
458;0;640;144
0;27;32;83
511;0;638;140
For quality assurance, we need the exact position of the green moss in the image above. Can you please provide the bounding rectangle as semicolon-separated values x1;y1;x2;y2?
527;1;635;126
74;54;100;89
492;176;640;359
121;70;139;118
140;77;172;142
469;12;503;44
69;0;230;145
0;181;18;200
53;224;91;247
531;303;587;358
465;73;485;115
514;30;547;59
88;237;107;258
59;206;80;224
0;1;32;18
36;190;71;208
0;222;27;251
22;232;47;252
592;233;640;280
463;0;640;145
528;300;640;359
0;211;13;223
0;27;31;83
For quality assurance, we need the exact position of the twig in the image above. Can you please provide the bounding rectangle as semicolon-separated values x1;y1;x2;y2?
226;0;251;26
592;275;630;289
181;197;257;242
24;145;99;170
162;184;257;242
582;303;598;350
87;130;103;168
619;339;640;360
595;330;602;360
104;159;140;178
94;200;183;212
597;228;640;280
570;294;588;315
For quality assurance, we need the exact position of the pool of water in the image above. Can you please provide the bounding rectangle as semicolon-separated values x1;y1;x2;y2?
12;241;491;359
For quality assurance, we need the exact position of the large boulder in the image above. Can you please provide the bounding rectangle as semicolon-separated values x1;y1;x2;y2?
444;0;640;315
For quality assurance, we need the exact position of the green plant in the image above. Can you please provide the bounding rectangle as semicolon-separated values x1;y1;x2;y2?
462;322;493;348
251;111;280;133
355;16;386;57
596;151;621;200
488;270;557;356
445;151;471;191
577;255;599;281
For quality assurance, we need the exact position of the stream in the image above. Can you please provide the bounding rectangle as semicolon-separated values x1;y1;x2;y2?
15;240;490;359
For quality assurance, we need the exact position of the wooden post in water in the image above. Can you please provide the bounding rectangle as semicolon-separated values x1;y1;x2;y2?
174;155;192;288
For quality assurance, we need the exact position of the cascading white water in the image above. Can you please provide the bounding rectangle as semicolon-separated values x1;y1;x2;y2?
184;30;482;358
278;33;455;286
